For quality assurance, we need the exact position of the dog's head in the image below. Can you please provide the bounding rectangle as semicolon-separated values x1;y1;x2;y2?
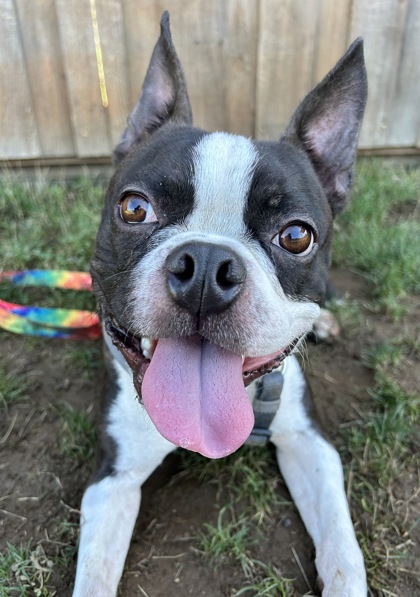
91;12;367;458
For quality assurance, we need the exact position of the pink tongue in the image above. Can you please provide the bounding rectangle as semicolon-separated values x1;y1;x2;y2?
141;336;254;458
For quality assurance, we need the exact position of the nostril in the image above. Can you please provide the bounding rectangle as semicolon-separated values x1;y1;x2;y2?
178;253;195;281
216;261;233;289
216;259;246;290
168;252;195;281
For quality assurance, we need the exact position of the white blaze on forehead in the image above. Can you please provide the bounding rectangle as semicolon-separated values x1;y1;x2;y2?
188;132;258;236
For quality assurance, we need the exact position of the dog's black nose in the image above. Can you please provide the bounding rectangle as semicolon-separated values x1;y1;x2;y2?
165;242;247;315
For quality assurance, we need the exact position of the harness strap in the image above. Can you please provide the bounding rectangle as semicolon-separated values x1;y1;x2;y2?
246;368;284;446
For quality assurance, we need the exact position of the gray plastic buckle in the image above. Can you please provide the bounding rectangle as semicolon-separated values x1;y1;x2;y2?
245;369;284;447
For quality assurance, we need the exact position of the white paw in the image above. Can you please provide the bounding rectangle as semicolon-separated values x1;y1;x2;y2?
313;308;340;341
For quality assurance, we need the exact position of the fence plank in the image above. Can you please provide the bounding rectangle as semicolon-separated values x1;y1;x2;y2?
224;0;259;137
256;0;319;140
55;0;111;157
14;0;75;158
95;0;131;149
350;0;411;148
315;0;353;83
385;0;420;147
121;0;163;112
168;0;229;133
0;0;40;159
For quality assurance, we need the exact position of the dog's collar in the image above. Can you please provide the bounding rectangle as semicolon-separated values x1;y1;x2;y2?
245;363;285;447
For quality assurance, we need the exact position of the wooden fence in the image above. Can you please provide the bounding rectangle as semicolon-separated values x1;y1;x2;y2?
1;0;420;164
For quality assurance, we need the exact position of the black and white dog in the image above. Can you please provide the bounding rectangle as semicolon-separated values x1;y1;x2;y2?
73;12;368;596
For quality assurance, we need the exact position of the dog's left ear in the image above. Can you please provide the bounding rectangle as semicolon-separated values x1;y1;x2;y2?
114;11;192;165
284;38;368;216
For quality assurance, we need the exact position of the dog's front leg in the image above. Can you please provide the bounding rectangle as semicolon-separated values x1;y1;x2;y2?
270;356;367;597
73;358;176;597
73;473;141;597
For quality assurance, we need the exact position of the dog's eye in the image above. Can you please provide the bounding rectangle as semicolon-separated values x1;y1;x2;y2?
119;194;157;224
273;223;315;256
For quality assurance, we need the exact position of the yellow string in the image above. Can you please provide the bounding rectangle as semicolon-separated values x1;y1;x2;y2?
90;0;109;108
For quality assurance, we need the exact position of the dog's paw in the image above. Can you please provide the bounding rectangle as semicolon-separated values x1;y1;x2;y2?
312;308;340;342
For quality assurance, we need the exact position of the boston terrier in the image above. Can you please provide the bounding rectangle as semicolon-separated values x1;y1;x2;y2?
73;11;368;596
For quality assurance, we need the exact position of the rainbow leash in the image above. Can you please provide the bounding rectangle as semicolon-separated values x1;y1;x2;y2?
0;270;101;339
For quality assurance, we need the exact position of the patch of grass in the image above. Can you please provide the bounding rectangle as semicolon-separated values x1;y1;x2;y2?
361;340;406;372
341;339;420;593
0;543;54;596
182;445;287;523
198;507;255;577
235;563;294;597
0;175;102;312
64;343;102;379
0;365;31;408
187;448;297;591
0;176;102;272
333;160;420;317
52;519;80;569
57;403;96;462
199;511;295;595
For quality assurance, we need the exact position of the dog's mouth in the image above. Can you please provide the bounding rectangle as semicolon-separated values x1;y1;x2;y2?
105;316;298;459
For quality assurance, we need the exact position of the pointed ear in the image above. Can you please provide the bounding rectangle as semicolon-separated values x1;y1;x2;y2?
284;38;368;216
113;11;192;165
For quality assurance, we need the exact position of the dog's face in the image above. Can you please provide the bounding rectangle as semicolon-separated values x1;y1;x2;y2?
91;13;367;459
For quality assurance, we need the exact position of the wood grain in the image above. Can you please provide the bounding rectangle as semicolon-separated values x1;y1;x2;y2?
55;0;111;157
0;0;40;159
14;0;75;157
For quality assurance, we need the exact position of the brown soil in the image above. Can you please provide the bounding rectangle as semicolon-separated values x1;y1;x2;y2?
0;268;419;596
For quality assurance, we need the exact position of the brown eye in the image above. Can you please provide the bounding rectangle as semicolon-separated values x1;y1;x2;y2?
273;223;315;256
119;194;157;224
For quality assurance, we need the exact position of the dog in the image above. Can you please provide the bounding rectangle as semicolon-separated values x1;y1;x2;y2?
73;11;368;596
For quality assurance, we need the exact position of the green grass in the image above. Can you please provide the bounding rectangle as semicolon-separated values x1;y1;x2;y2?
340;337;420;594
198;507;255;577
0;176;101;271
333;160;420;317
182;445;287;524
64;343;102;379
198;508;295;595
235;564;294;597
0;543;54;597
0;175;101;311
57;403;96;462
0;365;31;408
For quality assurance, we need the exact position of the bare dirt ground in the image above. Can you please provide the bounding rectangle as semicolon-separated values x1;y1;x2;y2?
1;268;419;596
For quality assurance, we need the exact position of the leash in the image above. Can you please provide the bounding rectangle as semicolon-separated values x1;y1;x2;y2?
0;270;101;339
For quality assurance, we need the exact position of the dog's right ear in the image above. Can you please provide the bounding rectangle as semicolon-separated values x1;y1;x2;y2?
113;11;192;165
